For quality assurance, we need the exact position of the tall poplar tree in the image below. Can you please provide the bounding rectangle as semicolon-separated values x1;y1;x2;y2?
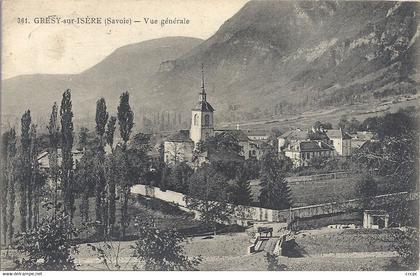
2;129;16;244
105;116;117;229
6;129;17;244
1;131;9;244
47;102;60;216
60;89;75;221
27;124;37;229
95;98;108;233
117;91;134;238
19;110;32;232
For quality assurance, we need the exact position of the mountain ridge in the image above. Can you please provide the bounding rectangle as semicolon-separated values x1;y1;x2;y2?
2;1;418;131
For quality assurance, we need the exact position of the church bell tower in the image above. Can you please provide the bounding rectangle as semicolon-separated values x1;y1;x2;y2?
190;64;214;145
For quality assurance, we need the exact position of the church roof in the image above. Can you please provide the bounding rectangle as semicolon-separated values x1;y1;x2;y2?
192;101;214;112
166;130;193;142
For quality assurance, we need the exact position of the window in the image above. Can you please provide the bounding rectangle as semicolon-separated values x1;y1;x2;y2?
204;114;210;126
194;114;199;126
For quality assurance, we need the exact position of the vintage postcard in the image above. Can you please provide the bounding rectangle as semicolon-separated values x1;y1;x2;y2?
1;0;419;273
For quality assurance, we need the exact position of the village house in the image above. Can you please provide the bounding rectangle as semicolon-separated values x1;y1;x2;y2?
37;149;84;188
284;140;335;167
277;128;310;152
243;129;269;141
350;131;375;152
325;129;352;157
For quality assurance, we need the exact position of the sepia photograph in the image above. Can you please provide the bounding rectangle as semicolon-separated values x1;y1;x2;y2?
1;0;419;273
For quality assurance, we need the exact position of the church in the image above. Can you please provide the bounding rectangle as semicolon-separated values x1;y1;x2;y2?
163;66;269;166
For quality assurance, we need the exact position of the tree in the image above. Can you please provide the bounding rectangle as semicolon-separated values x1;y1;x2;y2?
60;89;75;221
187;165;234;234
77;127;89;151
353;109;418;192
389;227;418;270
131;216;201;270
19;110;32;232
355;173;378;209
169;162;193;194
117;92;134;148
95;98;109;234
242;158;261;180
337;115;349;131
259;151;293;210
1;131;9;244
212;132;242;154
27;124;37;229
105;116;117;151
74;149;97;223
47;102;60;216
117;91;134;238
6;129;17;244
227;178;252;206
2;129;17;244
105;115;117;229
14;203;79;270
95;98;109;142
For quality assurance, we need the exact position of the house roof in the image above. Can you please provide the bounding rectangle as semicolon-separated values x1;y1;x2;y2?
326;129;352;139
286;140;334;152
244;129;268;137
166;130;193;142
300;141;334;151
280;129;309;141
37;149;84;161
192;101;214;112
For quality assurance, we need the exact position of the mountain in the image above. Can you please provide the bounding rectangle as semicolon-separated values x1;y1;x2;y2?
1;37;203;128
2;1;419;131
145;1;419;123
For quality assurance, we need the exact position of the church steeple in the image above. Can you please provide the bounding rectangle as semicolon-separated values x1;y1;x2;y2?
190;63;214;145
199;63;206;102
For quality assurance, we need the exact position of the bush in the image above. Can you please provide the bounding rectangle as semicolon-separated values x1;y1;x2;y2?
14;204;79;270
131;216;201;270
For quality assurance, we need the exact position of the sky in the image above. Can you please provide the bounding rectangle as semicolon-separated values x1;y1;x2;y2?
2;0;249;79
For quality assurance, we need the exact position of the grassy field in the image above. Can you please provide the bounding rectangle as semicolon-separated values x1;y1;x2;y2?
71;228;401;271
1;194;200;247
2;224;403;271
220;94;419;132
251;175;396;207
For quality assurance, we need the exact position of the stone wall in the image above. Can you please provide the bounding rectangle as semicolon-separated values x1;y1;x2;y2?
286;171;351;184
131;184;416;223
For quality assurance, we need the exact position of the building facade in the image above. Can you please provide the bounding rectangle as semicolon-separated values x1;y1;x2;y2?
325;129;352;156
284;140;335;167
